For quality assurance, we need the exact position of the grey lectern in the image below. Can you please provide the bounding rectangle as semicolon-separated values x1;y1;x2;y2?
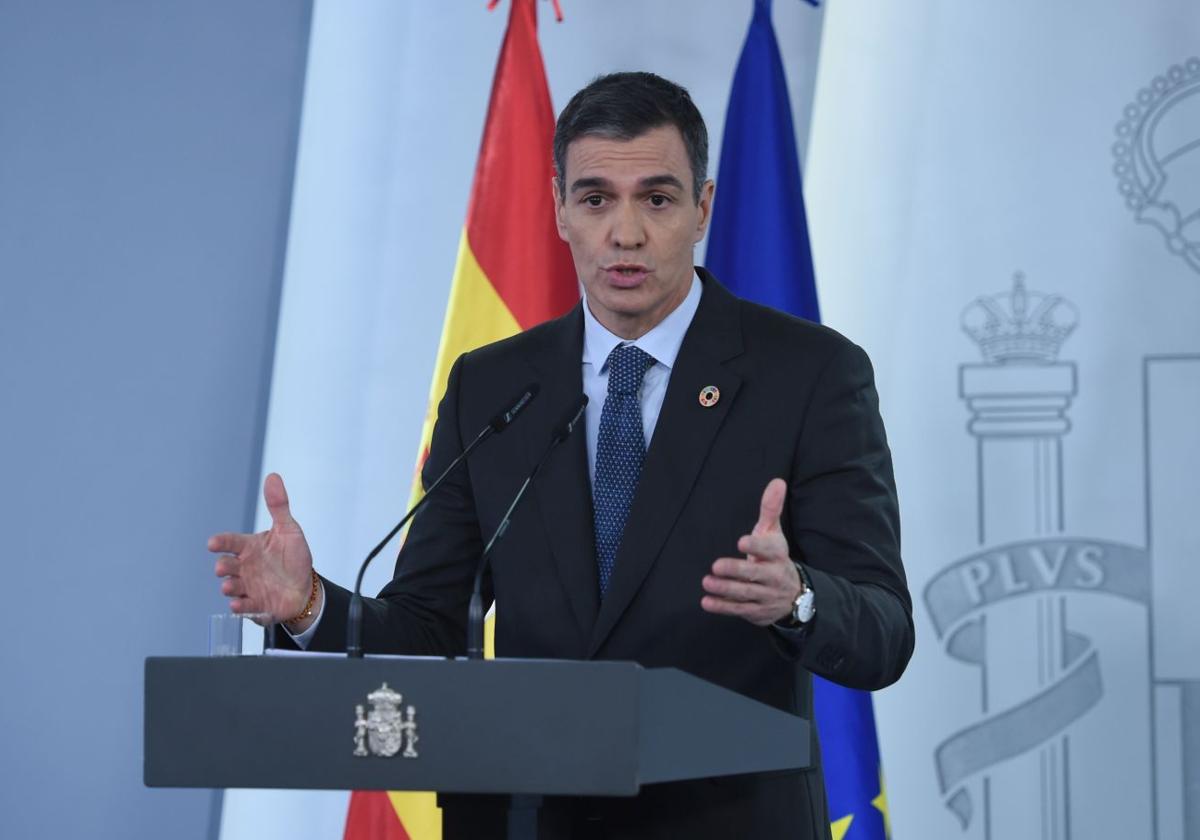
144;656;810;838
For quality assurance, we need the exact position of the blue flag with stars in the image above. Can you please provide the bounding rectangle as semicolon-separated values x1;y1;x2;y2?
705;2;890;839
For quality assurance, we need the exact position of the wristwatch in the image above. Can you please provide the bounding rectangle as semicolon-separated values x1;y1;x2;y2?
780;562;816;628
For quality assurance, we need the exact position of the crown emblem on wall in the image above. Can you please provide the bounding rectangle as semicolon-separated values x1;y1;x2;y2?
961;273;1078;364
1112;57;1200;274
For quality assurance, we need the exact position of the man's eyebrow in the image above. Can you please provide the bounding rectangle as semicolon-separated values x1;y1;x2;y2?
569;177;612;193
639;174;685;191
568;174;687;193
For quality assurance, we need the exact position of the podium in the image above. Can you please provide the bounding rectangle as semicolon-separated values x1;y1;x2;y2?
145;655;810;836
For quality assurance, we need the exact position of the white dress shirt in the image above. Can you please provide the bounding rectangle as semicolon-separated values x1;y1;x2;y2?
581;271;702;478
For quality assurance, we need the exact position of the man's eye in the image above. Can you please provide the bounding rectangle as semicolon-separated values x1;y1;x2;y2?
584;195;604;207
649;194;670;207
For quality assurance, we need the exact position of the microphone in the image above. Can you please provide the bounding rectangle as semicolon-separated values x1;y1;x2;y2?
466;394;588;660
345;383;539;658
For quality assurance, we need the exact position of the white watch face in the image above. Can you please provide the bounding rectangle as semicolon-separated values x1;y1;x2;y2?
793;589;816;623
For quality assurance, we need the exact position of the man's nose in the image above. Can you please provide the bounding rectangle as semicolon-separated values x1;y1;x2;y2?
610;202;646;249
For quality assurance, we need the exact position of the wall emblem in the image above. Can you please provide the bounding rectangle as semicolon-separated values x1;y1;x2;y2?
1113;57;1200;273
353;682;419;758
923;274;1197;839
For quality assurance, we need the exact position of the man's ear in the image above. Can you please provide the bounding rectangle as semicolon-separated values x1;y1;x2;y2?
551;175;569;242
694;178;716;243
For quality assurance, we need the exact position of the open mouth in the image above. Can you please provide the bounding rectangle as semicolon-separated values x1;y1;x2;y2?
605;264;649;286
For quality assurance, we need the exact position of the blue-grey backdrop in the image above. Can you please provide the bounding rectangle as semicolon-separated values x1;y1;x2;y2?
0;3;311;838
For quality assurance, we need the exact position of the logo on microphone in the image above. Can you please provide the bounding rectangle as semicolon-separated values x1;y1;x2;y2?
353;682;419;758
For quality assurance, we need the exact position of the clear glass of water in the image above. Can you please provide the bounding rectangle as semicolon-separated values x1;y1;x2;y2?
208;613;274;656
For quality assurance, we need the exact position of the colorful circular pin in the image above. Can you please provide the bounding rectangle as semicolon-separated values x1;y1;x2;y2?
698;385;720;408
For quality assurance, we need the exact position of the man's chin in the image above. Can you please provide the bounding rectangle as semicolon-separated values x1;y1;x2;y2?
588;284;644;307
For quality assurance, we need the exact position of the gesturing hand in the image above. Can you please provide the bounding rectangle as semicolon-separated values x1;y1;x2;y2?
701;478;803;626
207;473;316;626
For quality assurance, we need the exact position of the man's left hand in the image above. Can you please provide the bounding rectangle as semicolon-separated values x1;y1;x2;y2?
701;478;802;626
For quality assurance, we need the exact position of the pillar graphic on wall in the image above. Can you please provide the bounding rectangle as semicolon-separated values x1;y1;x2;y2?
923;275;1198;840
958;274;1078;840
1145;355;1200;840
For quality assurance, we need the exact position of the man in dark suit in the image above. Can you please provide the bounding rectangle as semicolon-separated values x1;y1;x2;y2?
209;72;913;839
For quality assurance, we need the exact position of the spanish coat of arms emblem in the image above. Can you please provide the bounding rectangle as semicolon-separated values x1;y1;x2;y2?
353;682;418;758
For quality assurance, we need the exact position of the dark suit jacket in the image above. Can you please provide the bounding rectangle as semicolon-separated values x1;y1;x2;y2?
303;269;914;839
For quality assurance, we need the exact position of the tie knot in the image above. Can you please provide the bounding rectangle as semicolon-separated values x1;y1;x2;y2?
605;344;654;396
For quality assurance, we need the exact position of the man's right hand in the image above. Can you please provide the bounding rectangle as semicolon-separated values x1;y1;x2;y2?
207;472;320;630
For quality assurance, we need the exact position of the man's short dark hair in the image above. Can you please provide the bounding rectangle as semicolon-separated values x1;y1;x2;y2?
553;71;709;204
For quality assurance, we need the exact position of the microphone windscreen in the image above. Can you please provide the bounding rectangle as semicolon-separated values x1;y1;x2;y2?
551;394;589;443
489;383;540;432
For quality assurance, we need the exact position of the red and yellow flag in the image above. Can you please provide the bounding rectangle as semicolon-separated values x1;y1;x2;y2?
343;2;576;838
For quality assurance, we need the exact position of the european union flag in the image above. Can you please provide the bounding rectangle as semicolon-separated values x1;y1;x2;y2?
705;2;890;838
705;0;819;322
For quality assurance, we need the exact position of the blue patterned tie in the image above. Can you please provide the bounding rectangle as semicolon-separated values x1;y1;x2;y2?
593;344;655;598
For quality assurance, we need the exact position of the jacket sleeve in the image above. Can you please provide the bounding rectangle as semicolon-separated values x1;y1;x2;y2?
772;340;914;690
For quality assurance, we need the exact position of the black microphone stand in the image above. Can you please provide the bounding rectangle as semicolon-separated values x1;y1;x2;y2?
466;395;587;660
346;384;538;658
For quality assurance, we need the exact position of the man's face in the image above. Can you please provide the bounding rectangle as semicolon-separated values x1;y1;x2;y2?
553;125;714;339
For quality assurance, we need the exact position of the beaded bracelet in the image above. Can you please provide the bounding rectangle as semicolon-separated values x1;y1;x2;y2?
285;569;320;625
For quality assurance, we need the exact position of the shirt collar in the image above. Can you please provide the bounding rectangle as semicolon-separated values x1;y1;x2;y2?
582;270;703;371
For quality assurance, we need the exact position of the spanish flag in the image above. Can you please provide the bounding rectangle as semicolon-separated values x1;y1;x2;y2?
342;1;577;838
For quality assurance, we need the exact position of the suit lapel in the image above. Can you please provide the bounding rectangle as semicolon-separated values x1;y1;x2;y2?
521;306;601;640
587;275;745;656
